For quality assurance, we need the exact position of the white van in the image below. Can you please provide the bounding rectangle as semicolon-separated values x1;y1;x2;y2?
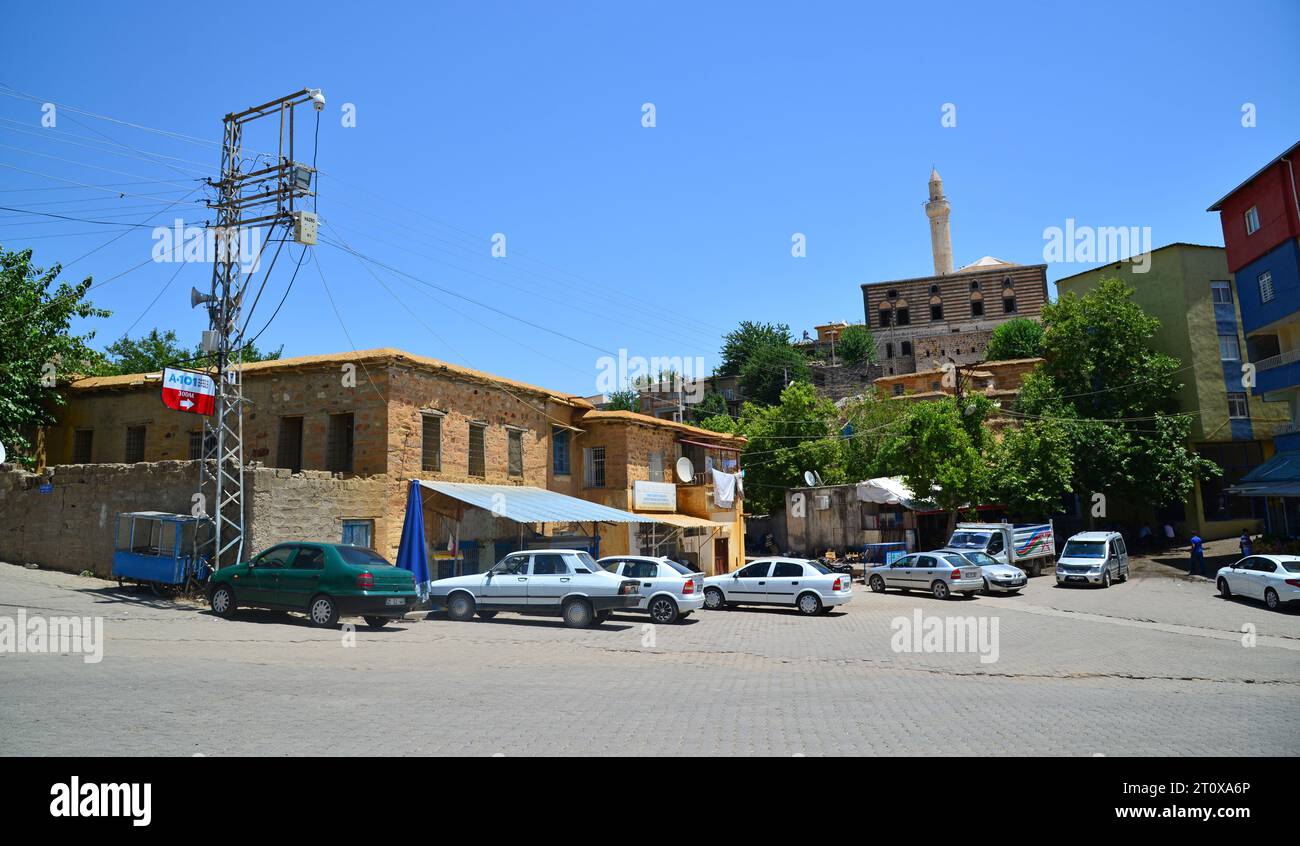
1055;531;1130;588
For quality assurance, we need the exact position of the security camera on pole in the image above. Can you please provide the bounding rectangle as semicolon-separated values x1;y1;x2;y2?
196;88;323;569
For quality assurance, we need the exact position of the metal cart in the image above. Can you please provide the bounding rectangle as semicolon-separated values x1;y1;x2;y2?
112;511;211;595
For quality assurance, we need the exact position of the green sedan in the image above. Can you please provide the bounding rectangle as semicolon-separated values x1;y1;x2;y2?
207;542;418;628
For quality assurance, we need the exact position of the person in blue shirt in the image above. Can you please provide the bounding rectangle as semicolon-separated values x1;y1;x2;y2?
1189;534;1205;577
1239;530;1253;557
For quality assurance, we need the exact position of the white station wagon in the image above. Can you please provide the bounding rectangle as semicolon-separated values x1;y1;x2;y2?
598;555;705;624
702;557;853;615
1216;554;1300;611
428;549;640;628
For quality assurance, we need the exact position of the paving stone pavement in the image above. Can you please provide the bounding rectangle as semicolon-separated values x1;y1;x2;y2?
1;562;1296;756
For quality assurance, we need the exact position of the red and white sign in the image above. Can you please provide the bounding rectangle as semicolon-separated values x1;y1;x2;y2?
161;367;216;415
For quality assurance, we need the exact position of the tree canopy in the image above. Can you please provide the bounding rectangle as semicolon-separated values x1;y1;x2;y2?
984;317;1045;361
837;324;878;366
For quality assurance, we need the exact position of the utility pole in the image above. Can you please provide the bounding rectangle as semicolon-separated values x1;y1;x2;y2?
198;88;323;568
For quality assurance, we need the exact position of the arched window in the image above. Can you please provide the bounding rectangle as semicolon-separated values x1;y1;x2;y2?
930;293;944;321
970;279;981;292
878;304;892;328
894;299;910;326
1001;277;1017;313
970;290;985;317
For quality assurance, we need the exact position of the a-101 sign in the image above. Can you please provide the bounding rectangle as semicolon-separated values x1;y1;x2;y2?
161;367;216;415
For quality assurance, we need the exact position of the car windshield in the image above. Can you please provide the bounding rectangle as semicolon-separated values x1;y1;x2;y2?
337;547;392;567
1061;540;1106;559
806;560;831;574
1282;561;1300;573
954;550;994;567
938;553;970;567
663;560;692;575
947;532;989;550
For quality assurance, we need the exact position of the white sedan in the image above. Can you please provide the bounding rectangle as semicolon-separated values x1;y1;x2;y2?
702;557;853;615
1216;554;1300;611
598;555;705;624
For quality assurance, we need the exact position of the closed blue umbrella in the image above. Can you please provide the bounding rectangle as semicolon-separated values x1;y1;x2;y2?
396;480;432;600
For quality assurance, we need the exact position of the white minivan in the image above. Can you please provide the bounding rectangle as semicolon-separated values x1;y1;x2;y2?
1054;531;1130;588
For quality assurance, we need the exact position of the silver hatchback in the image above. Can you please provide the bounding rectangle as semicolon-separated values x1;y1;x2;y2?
866;551;983;600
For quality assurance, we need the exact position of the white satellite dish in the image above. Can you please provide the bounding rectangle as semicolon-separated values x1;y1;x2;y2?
0;440;6;464
803;470;817;487
813;470;824;486
675;456;695;483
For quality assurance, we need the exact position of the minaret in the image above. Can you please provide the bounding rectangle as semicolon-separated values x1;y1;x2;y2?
925;167;954;275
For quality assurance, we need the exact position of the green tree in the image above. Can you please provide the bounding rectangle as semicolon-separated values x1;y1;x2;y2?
1018;278;1218;509
989;418;1074;518
985;317;1045;361
690;390;729;423
605;388;641;412
0;247;109;465
838;392;908;481
739;343;810;405
719;321;792;377
735;382;844;513
97;328;282;375
878;396;991;533
837;324;878;366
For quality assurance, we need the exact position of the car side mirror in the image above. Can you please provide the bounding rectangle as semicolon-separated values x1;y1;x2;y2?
732;572;739;579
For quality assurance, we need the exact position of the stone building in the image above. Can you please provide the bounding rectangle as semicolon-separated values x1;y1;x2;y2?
862;169;1050;376
3;348;746;577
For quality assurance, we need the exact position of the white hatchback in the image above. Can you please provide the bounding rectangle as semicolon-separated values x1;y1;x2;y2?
598;555;705;624
1216;554;1300;611
702;557;853;615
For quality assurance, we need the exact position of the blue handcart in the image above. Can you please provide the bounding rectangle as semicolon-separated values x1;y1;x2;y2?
857;541;909;582
112;511;212;595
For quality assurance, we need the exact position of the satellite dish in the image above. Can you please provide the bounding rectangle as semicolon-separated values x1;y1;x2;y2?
813;470;824;486
0;440;6;465
675;457;695;483
803;470;817;487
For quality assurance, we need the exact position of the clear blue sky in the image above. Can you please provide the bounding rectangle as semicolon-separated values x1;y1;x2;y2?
3;0;1298;396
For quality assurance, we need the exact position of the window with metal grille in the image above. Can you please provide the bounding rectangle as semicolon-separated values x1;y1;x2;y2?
422;413;442;472
73;429;93;464
552;426;570;475
188;430;203;460
341;519;373;547
125;426;146;463
1227;392;1249;419
326;413;354;473
1210;281;1233;304
468;423;486;477
277;416;303;472
1218;336;1241;361
584;446;606;488
1258;271;1275;303
507;429;523;476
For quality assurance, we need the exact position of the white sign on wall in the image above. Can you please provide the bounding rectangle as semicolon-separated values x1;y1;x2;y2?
633;480;677;512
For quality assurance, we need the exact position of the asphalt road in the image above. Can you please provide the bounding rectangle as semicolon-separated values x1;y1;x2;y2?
1;558;1297;756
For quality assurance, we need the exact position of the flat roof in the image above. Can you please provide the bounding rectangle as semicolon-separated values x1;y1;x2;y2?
578;409;747;444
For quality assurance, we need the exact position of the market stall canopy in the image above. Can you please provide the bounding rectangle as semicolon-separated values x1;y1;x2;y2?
645;512;731;531
855;477;927;508
1225;451;1300;498
414;480;658;524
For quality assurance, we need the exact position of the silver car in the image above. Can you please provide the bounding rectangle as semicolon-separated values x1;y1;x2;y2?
865;551;983;600
937;548;1027;594
702;557;853;615
598;555;706;624
427;549;640;628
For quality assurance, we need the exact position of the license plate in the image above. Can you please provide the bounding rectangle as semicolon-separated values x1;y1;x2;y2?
385;597;405;606
1066;576;1086;582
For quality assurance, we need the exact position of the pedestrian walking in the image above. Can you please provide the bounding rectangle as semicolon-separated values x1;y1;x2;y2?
1189;534;1205;578
1138;524;1152;553
1239;530;1252;557
1163;521;1176;550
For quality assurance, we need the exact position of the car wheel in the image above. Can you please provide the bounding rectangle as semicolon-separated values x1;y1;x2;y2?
1218;578;1232;599
210;584;237;618
476;610;498;620
1265;588;1280;611
447;592;476;622
1100;570;1111;589
796;592;822;615
562;598;594;628
1029;561;1042;578
307;594;339;628
1118;565;1128;583
363;616;389;630
648;596;679;624
931;581;950;600
869;575;886;593
703;587;726;610
982;578;991;595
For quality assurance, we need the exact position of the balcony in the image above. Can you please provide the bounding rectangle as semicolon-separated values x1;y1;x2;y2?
1254;350;1300;398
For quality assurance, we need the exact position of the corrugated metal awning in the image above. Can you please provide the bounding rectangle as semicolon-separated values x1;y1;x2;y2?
415;480;657;524
641;512;731;531
1226;450;1300;498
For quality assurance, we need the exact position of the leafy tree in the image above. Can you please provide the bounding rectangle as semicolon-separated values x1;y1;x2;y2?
985;317;1045;361
837;324;877;366
734;383;844;513
605;389;641;412
878;396;991;534
1018;278;1218;509
739;343;810;405
690;390;729;423
0;247;109;465
96;328;282;375
838;392;908;481
719;321;792;377
989;418;1074;518
696;413;738;434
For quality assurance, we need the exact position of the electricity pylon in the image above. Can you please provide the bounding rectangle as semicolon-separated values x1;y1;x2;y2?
199;88;323;568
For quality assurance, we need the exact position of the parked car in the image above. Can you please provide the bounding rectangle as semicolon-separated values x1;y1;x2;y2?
1216;554;1300;611
936;548;1026;594
946;521;1056;576
865;551;983;600
598;555;704;623
207;542;417;628
428;549;640;628
702;557;853;615
1054;531;1130;588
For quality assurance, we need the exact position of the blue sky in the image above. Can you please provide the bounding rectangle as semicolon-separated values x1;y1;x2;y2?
3;0;1298;396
